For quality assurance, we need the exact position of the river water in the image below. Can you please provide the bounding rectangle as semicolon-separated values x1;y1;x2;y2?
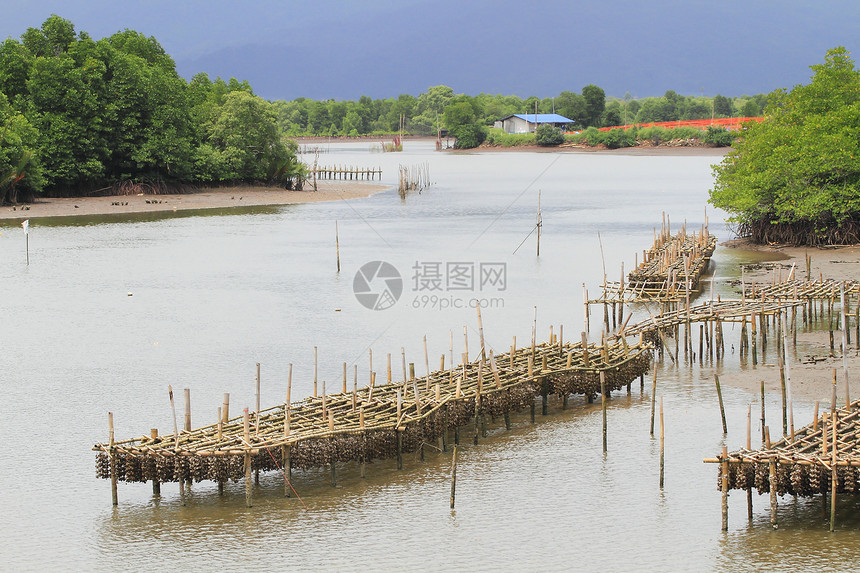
1;142;857;571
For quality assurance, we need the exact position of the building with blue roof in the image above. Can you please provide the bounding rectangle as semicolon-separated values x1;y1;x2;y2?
494;113;573;134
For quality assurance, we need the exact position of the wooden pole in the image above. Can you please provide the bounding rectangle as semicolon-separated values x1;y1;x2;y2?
243;408;252;508
760;381;766;445
840;285;850;407
659;397;665;489
782;313;794;438
222;393;230;423
109;412;118;506
650;362;657;436
168;385;185;506
768;454;778;529
746;403;753;519
536;189;541;256
721;445;729;531
830;410;838;531
601;371;608;453
314;347;318;397
450;446;458;510
151;428;161;495
476;305;486;362
715;374;727;434
184;388;192;433
335;220;340;273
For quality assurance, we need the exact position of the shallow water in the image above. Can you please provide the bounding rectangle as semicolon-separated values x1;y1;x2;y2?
1;142;857;572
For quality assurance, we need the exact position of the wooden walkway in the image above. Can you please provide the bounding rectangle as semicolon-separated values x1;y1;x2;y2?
308;165;382;181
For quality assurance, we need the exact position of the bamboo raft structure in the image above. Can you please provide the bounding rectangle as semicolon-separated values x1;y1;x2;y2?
597;215;718;303
308;165;382;181
94;334;652;502
705;394;860;530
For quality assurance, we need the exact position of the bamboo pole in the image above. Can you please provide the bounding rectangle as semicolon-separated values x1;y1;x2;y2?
659;397;665;489
222;393;230;423
840;285;850;408
151;428;161;496
169;385;185;506
782;314;794;439
335;220;340;273
243;408;252;508
450;446;458;510
601;371;607;453
721;445;729;531
109;412;118;506
830;410;837;531
314;347;318;397
650;362;657;436
715;374;727;434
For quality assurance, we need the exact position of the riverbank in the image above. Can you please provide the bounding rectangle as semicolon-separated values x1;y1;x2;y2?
718;238;860;404
470;143;730;156
0;180;388;221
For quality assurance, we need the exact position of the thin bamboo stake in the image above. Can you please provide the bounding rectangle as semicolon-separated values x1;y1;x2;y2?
715;374;727;434
830;409;837;531
450;446;458;510
721;445;729;531
650;362;657;436
659;397;665;489
109;412;118;506
601;371;608;453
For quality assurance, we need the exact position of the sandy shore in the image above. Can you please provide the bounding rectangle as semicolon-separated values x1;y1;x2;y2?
716;238;860;404
0;180;388;221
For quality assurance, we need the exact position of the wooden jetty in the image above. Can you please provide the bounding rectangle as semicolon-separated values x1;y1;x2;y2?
94;335;652;503
308;165;382;181
705;396;860;530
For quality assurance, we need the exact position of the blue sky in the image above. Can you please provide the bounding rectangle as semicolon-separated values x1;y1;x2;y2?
3;1;860;101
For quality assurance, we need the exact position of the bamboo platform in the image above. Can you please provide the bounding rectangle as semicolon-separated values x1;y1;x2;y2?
737;278;860;302
705;398;860;496
705;395;860;529
590;221;716;306
93;337;652;489
308;165;382;181
623;298;805;337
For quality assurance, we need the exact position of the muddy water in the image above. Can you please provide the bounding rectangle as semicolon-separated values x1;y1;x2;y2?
1;142;857;571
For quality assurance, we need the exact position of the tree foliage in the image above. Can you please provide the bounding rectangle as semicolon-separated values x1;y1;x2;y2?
0;15;302;202
710;47;860;245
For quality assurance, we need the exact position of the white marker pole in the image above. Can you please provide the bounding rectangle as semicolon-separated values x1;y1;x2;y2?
22;219;29;265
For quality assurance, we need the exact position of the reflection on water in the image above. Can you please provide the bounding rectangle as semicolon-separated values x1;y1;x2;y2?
2;142;858;571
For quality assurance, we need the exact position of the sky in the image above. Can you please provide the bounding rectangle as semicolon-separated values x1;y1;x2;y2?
3;1;860;101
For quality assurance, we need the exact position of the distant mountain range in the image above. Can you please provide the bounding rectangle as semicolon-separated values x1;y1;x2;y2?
7;0;860;101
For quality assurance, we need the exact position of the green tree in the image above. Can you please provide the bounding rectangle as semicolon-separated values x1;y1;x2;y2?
0;92;43;204
713;94;733;117
710;47;860;244
581;84;605;127
210;90;294;183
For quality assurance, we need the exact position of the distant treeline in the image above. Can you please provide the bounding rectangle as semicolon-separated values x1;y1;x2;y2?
273;86;769;137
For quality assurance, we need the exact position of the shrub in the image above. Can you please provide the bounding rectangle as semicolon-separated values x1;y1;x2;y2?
452;124;487;149
602;128;636;149
703;126;735;147
485;128;534;147
535;124;565;146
